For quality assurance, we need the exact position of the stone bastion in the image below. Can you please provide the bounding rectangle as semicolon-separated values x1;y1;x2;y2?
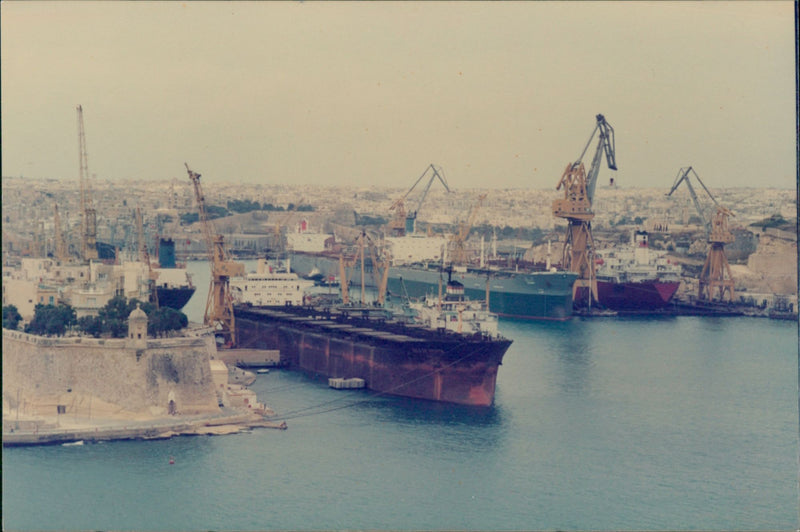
2;328;222;425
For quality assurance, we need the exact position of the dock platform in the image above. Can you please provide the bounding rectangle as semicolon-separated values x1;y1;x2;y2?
328;377;366;389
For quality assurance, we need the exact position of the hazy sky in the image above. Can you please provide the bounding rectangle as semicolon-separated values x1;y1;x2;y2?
1;1;796;190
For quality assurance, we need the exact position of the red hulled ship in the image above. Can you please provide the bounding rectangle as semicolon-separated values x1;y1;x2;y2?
579;230;682;311
234;305;512;406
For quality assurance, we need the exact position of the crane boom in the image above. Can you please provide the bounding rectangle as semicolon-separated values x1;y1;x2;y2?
390;164;451;235
572;114;617;203
666;166;718;232
410;164;450;217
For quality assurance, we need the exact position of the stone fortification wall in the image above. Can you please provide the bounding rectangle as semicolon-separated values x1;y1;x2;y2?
2;330;220;420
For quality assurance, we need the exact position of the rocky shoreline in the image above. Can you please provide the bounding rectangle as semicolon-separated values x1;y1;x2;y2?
3;408;287;447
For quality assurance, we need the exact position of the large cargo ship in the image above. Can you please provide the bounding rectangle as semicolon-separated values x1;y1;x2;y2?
234;304;512;406
579;230;681;311
289;251;578;321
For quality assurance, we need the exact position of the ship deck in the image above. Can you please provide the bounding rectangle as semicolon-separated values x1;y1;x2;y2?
235;305;507;346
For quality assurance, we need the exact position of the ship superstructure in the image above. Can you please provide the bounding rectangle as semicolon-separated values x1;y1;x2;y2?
406;279;500;336
589;230;682;310
229;258;314;307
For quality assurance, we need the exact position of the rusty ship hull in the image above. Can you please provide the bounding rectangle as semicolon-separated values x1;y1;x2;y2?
235;305;512;406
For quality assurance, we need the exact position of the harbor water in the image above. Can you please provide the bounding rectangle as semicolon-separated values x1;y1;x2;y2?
2;261;798;530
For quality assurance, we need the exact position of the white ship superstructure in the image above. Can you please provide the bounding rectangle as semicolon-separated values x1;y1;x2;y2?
596;230;681;283
407;280;499;336
229;258;315;307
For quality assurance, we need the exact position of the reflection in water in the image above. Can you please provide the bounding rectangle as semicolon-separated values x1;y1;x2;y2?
548;319;595;395
366;395;504;428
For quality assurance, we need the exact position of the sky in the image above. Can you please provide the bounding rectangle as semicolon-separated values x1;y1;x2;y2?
1;1;796;190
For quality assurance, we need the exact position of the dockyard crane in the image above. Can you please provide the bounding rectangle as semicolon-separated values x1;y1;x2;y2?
368;241;392;306
666;166;718;232
338;253;356;305
76;105;99;262
388;164;451;236
666;167;735;302
53;204;69;262
136;208;160;307
449;193;487;266
552;114;617;305
338;231;391;306
185;164;245;346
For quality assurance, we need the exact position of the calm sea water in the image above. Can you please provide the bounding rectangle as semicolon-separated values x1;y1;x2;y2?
3;261;798;531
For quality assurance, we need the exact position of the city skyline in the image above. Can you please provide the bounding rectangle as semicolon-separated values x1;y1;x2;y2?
1;2;796;190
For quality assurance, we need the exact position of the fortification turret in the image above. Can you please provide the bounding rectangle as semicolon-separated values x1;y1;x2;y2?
127;304;148;349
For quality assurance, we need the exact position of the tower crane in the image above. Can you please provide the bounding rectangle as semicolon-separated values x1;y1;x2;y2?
388;164;451;236
449;193;487;266
185;164;245;345
666;167;735;302
552;114;617;305
76;105;99;261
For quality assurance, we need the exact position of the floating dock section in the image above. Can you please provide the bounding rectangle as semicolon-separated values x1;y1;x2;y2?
328;377;366;389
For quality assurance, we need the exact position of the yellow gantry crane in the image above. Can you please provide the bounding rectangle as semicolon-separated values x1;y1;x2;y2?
185;164;245;345
449;193;487;266
552;114;617;306
666;166;735;302
76;105;99;262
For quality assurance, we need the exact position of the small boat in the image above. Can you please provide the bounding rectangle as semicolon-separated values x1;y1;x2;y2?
256;368;270;374
62;440;84;446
